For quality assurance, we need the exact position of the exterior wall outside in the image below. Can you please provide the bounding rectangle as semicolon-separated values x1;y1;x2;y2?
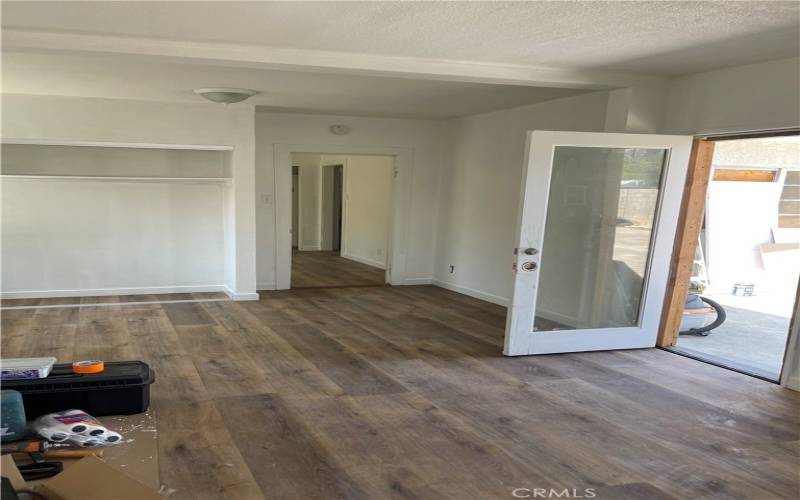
618;188;659;227
704;138;800;294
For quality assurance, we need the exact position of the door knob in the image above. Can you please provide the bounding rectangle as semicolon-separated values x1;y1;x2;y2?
523;248;538;255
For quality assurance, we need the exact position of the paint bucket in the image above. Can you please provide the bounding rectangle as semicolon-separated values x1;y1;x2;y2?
732;282;755;296
0;390;27;442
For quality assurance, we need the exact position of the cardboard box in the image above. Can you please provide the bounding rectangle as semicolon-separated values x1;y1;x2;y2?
1;454;26;491
38;456;162;500
2;455;161;500
0;411;161;498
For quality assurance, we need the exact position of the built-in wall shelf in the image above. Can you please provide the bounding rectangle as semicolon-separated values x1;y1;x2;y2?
0;174;231;184
1;142;232;179
1;139;233;151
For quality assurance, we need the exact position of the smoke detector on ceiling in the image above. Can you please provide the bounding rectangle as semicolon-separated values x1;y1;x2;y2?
194;88;258;104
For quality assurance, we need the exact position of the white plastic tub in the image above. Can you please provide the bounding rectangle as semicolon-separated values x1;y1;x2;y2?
0;357;57;380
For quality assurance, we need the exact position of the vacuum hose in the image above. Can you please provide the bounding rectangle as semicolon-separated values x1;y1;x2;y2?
680;295;726;336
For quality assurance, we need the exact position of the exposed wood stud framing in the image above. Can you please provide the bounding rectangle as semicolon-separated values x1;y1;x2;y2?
657;139;715;347
712;168;777;182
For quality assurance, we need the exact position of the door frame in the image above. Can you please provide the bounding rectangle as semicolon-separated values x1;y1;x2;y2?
657;129;800;387
319;162;346;253
274;144;412;290
658;130;800;348
504;130;692;356
291;167;300;249
656;139;715;346
333;164;344;252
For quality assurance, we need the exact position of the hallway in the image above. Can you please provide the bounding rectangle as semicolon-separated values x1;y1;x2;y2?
291;249;386;288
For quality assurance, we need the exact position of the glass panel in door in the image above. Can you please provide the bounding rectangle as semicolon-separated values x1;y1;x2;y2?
533;147;667;332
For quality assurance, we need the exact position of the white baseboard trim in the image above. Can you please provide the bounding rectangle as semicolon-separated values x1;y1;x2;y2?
431;279;509;307
403;278;433;285
0;284;227;300
256;282;277;291
2;298;230;311
299;245;321;251
223;286;260;301
340;252;386;270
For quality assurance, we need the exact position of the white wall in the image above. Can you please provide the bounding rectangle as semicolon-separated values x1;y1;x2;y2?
604;82;670;134
705;180;783;292
3;59;796;302
1;94;257;299
434;91;611;304
255;111;445;289
1;144;227;177
2;178;225;297
433;58;800;306
704;138;800;293
2;144;228;296
291;153;323;250
664;57;800;135
289;153;393;268
602;58;800;137
319;161;337;251
340;155;393;269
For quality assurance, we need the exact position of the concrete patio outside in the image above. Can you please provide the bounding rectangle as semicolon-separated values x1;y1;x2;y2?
676;288;796;380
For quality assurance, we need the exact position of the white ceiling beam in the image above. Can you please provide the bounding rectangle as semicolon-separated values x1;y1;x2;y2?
3;29;662;90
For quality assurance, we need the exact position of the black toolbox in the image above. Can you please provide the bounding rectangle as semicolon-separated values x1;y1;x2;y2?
2;361;155;418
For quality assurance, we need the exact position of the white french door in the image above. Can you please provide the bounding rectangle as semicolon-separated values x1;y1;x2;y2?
504;131;692;356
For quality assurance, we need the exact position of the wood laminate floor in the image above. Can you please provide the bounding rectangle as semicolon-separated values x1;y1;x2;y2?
292;249;386;288
2;285;798;499
0;291;228;308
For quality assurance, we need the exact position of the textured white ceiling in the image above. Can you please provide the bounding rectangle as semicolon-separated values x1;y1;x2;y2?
3;1;798;75
1;52;587;119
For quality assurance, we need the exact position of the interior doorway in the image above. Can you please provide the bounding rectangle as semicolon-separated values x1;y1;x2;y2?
290;153;393;289
292;166;299;248
321;163;344;253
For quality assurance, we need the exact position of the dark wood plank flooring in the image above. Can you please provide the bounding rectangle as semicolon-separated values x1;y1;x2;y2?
2;285;798;499
0;291;228;308
292;249;386;288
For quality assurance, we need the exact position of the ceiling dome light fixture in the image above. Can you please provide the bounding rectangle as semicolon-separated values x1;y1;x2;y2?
194;87;258;104
329;124;351;135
